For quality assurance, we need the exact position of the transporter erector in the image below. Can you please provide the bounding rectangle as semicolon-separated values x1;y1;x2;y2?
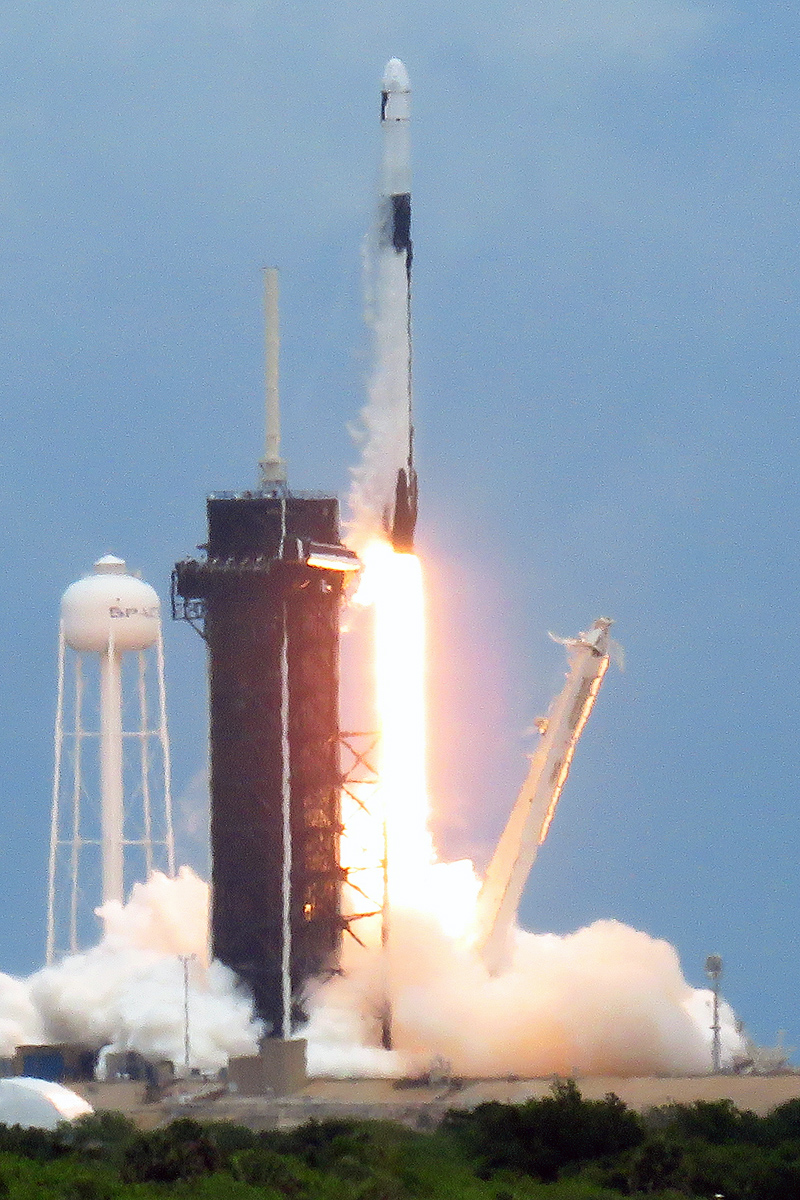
474;619;618;974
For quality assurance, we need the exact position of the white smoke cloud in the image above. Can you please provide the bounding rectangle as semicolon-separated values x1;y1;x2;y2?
0;976;43;1058
305;891;745;1078
0;868;261;1071
0;861;744;1079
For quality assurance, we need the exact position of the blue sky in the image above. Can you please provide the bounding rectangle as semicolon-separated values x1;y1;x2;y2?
0;0;797;1051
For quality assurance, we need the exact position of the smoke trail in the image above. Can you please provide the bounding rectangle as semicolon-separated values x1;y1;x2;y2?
0;868;261;1071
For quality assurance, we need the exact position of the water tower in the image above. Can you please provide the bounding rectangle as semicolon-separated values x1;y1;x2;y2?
46;556;176;962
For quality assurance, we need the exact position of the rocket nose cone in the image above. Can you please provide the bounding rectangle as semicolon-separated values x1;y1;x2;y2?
382;58;410;92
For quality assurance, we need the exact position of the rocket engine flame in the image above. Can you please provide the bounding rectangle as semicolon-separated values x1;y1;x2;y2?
342;540;479;939
366;542;432;899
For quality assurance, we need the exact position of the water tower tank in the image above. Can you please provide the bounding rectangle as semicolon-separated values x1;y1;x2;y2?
61;556;159;653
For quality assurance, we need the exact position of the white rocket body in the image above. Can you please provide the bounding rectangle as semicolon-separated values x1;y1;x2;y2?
377;58;417;552
380;59;411;197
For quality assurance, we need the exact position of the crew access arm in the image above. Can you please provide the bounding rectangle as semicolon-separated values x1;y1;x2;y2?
473;618;615;974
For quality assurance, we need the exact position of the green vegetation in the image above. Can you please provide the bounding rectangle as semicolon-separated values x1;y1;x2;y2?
1;1085;800;1197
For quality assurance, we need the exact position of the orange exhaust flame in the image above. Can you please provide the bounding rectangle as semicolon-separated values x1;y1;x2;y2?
340;540;482;935
339;541;489;954
343;542;433;905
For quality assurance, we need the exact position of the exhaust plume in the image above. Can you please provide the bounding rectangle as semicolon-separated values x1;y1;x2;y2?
306;897;745;1077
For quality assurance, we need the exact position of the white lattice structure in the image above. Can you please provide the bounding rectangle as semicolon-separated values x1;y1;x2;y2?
46;555;175;962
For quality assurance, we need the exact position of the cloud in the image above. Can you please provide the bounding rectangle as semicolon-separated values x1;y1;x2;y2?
547;0;710;63
13;0;713;74
450;0;712;71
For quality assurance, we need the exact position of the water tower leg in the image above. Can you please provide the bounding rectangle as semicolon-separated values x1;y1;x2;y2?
156;627;176;877
137;651;154;877
46;625;66;964
69;657;85;952
99;646;125;905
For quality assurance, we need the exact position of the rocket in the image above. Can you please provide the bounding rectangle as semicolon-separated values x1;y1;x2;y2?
380;58;418;553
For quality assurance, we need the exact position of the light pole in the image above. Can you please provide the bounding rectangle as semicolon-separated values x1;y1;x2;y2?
705;954;723;1073
179;954;196;1073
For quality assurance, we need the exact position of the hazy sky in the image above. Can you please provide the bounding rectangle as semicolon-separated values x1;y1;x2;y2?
0;0;797;1051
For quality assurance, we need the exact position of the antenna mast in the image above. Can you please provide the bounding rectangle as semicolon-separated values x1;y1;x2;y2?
259;266;288;490
705;954;723;1073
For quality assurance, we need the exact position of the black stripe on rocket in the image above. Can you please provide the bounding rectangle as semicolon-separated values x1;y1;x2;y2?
380;194;413;271
390;459;418;553
391;194;412;261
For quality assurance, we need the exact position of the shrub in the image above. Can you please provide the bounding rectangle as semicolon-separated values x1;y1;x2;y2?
59;1111;137;1164
121;1117;221;1183
231;1147;309;1195
205;1121;260;1164
60;1176;117;1200
232;1139;411;1200
627;1137;684;1194
643;1098;761;1146
674;1140;800;1200
260;1119;391;1175
0;1123;67;1161
761;1097;800;1147
444;1080;644;1182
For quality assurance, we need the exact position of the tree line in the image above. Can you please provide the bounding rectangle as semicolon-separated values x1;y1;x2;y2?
1;1079;800;1197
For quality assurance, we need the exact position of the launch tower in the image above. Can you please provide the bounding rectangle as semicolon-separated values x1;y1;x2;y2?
173;271;358;1036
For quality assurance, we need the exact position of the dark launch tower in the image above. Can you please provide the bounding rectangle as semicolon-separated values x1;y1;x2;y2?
173;492;354;1034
